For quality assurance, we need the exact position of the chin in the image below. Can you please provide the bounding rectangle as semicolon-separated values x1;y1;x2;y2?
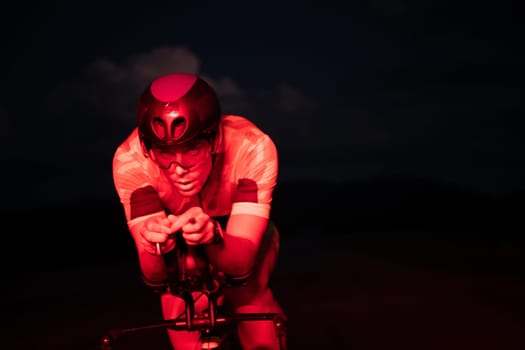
176;186;201;197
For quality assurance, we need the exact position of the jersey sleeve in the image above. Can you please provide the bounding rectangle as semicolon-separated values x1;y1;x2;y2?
231;133;278;218
112;137;165;224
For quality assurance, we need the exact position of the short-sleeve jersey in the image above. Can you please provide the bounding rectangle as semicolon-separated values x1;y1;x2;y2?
112;115;278;225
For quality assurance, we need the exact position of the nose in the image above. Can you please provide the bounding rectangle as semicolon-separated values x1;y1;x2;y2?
173;162;190;176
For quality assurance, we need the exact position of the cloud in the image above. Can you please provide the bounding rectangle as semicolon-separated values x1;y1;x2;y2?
44;46;276;123
4;45;327;203
0;44;317;204
39;46;317;157
46;46;202;122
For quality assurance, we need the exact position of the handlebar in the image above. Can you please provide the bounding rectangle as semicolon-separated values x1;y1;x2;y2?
100;312;286;350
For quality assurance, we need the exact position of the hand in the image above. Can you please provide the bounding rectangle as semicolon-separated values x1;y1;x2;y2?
139;215;177;255
168;206;217;246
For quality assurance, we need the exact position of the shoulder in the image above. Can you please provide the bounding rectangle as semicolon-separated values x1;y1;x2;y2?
221;115;267;136
113;129;142;167
217;115;278;180
112;128;159;181
220;115;276;152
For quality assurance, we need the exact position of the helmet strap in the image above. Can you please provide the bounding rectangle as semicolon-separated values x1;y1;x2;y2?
210;122;223;156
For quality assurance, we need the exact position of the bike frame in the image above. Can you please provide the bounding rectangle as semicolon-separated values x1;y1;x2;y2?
100;235;287;350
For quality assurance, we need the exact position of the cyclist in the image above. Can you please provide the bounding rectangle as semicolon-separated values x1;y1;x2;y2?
112;72;286;349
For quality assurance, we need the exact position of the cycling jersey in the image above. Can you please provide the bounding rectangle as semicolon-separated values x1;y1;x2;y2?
113;115;278;225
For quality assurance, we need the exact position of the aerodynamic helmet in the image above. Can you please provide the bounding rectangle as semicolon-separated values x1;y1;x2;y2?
137;73;221;150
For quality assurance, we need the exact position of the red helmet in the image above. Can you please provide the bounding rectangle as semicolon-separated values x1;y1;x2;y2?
138;73;221;150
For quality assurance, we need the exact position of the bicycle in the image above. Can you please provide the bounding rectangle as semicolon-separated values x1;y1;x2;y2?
100;232;287;350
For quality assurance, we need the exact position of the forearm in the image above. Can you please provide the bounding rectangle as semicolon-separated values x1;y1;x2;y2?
137;249;168;284
204;233;258;276
129;213;170;284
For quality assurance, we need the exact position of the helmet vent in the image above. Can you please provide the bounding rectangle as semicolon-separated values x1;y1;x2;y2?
170;117;187;139
151;115;187;141
151;117;168;139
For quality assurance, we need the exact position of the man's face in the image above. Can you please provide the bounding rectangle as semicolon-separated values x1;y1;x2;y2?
150;138;213;196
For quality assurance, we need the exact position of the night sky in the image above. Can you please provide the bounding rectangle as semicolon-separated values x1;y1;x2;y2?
3;0;524;209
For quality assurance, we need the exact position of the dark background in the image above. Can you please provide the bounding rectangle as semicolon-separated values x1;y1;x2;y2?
1;1;524;349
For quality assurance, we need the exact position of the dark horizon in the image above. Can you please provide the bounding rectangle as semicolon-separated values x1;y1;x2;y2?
3;177;523;264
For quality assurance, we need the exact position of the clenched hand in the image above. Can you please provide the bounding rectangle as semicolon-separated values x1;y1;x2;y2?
168;206;217;246
139;215;177;255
